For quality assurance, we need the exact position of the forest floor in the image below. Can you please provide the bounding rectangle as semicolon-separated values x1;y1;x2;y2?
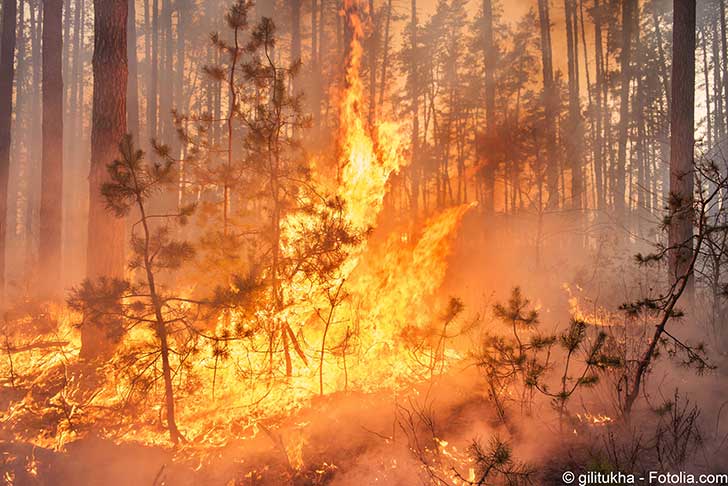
0;366;511;486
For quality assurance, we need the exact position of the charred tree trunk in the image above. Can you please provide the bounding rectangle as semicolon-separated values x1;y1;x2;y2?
82;0;128;359
668;0;696;298
39;0;64;298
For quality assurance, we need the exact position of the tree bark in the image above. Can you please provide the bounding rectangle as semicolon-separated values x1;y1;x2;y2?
291;0;301;63
367;0;376;125
40;0;64;298
593;0;605;209
615;0;636;217
481;0;496;212
711;15;724;140
127;0;140;142
82;0;128;359
537;0;559;209
148;0;158;139
720;0;728;134
377;0;391;114
668;0;695;297
0;0;17;297
410;0;419;218
565;0;583;209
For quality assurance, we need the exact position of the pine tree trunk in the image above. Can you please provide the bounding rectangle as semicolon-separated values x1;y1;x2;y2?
565;0;583;209
482;0;496;212
377;0;391;113
62;0;71;108
40;0;64;298
127;0;140;142
720;0;728;133
28;0;42;259
615;0;635;217
148;0;158;139
594;0;605;210
291;0;301;63
159;0;172;141
711;15;724;139
82;0;128;359
668;0;695;297
68;0;84;285
410;0;419;218
702;30;712;149
0;0;17;297
11;0;26;263
367;0;376;125
537;0;559;209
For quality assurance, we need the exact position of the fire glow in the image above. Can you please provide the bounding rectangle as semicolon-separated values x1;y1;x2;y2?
0;0;472;454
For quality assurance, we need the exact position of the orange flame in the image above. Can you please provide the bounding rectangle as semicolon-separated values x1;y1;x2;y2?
0;0;475;452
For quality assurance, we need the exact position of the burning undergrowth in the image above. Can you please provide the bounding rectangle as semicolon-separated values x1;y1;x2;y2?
1;0;484;480
2;1;728;484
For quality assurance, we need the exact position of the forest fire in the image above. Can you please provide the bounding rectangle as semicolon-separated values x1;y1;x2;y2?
1;0;728;483
1;0;472;461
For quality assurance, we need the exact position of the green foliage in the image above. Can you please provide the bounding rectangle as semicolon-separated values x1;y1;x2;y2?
101;135;173;218
478;287;622;426
492;286;539;328
465;435;533;485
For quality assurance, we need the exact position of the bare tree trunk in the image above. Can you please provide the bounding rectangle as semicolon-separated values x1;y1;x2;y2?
310;0;318;127
367;0;376;125
711;16;724;140
291;0;301;63
127;0;140;142
721;0;728;133
0;0;17;297
318;0;324;103
668;0;696;298
482;0;496;212
615;0;636;218
159;0;172;141
537;0;559;209
27;0;42;264
39;0;64;298
702;29;712;149
377;0;391;115
593;0;605;210
11;0;27;266
410;0;419;218
565;0;583;209
82;0;128;359
67;0;84;285
148;0;158;139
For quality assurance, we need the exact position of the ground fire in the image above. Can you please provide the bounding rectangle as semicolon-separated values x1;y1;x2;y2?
0;0;727;484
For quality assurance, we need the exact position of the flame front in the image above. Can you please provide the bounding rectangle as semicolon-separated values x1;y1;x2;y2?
0;0;473;453
337;0;403;232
